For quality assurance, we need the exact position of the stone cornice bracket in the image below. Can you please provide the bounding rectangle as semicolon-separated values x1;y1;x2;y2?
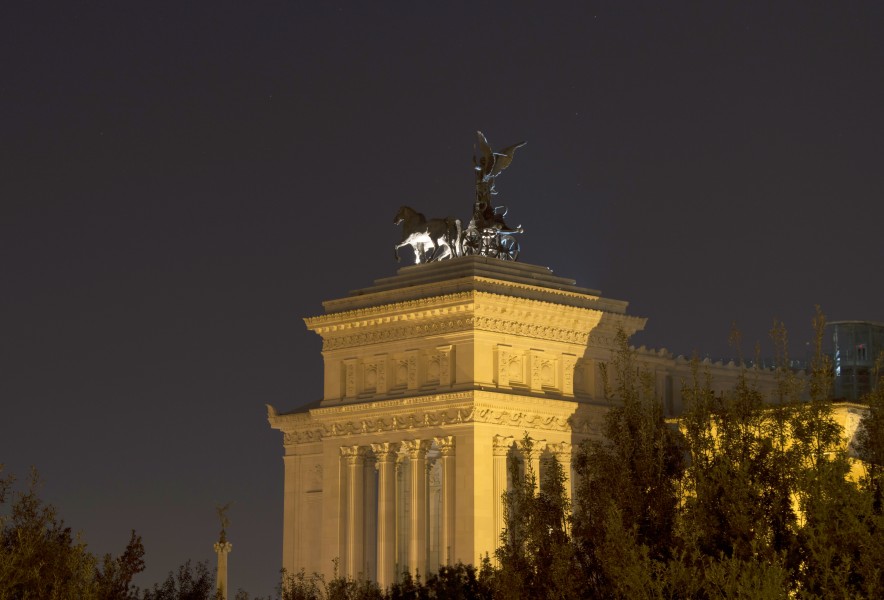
434;435;456;456
370;441;402;463
492;434;514;456
401;438;433;459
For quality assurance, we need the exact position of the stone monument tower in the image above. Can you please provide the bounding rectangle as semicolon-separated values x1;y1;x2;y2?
213;504;233;600
267;256;647;585
268;132;657;585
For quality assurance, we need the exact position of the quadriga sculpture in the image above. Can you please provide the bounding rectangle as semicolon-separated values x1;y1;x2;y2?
392;132;526;264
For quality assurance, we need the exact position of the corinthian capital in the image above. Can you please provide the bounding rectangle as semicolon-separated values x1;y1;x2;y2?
340;445;368;465
492;434;514;456
401;439;432;459
546;441;572;457
370;441;401;463
433;435;456;456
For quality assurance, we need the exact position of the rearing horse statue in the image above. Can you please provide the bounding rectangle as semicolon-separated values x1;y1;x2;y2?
393;206;462;264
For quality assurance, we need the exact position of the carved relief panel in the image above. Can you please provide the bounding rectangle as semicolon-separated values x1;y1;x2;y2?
361;354;388;396
561;353;577;396
303;461;323;493
342;358;357;399
424;344;453;389
530;350;558;392
496;344;527;388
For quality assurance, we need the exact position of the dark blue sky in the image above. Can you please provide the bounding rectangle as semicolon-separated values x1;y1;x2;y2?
2;1;882;596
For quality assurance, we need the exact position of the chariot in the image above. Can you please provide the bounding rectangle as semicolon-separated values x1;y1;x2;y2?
461;204;522;261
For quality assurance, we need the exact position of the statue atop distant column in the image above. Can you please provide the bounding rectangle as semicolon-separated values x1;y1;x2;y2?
213;503;233;600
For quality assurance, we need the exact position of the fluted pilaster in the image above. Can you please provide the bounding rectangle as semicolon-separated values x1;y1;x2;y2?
492;434;513;553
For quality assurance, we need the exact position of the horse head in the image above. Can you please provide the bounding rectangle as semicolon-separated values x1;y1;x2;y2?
393;205;411;225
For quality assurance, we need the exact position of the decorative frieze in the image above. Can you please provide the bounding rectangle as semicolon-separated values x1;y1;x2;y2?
320;315;600;351
279;397;605;445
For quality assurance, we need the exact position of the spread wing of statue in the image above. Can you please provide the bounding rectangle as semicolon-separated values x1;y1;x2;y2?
474;131;527;185
216;502;233;532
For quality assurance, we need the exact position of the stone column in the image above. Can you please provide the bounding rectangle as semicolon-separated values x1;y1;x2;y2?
547;442;573;504
363;452;378;579
516;438;545;492
492;434;513;555
341;445;367;578
434;436;456;565
371;442;400;588
213;539;233;600
403;439;431;577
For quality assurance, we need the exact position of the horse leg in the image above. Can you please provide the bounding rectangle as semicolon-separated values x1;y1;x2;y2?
414;243;426;264
433;239;451;261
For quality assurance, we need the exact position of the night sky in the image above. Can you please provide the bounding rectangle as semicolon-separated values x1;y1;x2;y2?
2;2;883;596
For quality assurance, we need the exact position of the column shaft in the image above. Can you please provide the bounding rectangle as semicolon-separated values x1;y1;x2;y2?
404;439;430;577
214;541;232;600
434;436;455;565
341;446;366;579
371;442;399;588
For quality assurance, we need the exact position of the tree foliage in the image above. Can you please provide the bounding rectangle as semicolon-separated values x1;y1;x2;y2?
0;467;145;600
495;435;578;600
140;560;217;600
571;330;685;596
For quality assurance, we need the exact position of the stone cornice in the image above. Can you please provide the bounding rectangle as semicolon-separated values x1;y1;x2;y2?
305;289;644;350
308;289;610;332
269;390;606;446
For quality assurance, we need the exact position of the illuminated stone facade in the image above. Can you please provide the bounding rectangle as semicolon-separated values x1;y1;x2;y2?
267;256;866;584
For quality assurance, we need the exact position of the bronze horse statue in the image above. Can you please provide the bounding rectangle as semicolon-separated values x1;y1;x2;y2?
393;206;462;264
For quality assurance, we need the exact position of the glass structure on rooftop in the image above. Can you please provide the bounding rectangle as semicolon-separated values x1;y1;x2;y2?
829;321;884;401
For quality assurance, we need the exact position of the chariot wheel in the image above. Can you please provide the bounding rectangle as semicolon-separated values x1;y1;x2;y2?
498;235;519;261
462;229;482;255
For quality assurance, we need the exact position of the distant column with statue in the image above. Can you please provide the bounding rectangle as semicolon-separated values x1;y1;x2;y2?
213;503;233;600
